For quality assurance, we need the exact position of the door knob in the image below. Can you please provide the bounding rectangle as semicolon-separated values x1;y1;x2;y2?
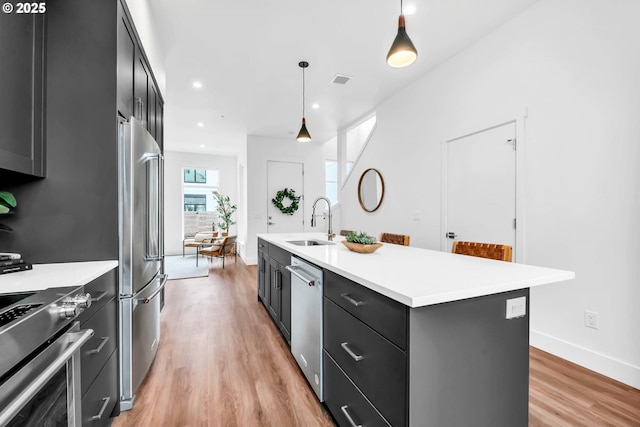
446;232;457;239
268;222;276;225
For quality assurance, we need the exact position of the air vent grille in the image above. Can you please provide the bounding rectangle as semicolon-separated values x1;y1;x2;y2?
331;74;351;85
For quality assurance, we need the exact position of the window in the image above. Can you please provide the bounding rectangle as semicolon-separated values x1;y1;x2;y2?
343;114;376;183
184;194;206;212
182;168;220;236
325;161;338;204
183;168;206;183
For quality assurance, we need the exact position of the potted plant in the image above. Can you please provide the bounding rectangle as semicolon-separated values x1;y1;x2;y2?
212;191;237;236
0;191;17;232
342;231;383;254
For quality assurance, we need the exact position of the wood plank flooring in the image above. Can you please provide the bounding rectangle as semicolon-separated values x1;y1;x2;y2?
113;259;640;427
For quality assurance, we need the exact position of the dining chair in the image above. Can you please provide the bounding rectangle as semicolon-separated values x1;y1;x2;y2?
199;236;237;268
451;241;512;262
379;232;410;246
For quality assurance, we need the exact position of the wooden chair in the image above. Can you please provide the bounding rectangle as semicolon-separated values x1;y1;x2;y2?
199;236;237;268
183;231;218;257
379;232;410;246
451;241;512;262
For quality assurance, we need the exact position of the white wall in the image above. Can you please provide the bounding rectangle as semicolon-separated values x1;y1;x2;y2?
244;135;330;264
124;0;166;95
339;0;640;388
164;151;238;256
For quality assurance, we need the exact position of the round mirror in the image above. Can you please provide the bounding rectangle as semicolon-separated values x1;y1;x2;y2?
358;168;385;212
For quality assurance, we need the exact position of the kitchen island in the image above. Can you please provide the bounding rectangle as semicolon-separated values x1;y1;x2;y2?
257;233;574;427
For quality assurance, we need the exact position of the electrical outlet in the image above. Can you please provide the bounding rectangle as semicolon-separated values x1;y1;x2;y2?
505;296;526;319
584;310;599;329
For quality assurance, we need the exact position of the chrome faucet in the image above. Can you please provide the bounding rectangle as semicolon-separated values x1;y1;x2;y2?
310;196;334;241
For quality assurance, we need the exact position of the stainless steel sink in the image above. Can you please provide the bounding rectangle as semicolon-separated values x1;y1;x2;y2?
287;239;335;246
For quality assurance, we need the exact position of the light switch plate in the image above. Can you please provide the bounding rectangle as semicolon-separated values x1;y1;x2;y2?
505;296;527;319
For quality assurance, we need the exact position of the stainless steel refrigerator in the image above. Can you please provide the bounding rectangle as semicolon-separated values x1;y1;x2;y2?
118;117;166;411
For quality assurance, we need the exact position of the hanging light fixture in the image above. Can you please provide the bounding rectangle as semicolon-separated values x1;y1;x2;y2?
386;0;418;68
296;61;311;142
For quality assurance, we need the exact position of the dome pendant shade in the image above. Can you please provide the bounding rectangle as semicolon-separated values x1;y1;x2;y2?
296;118;311;142
387;15;417;68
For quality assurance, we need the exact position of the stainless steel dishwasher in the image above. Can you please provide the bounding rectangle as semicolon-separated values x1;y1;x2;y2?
286;256;324;401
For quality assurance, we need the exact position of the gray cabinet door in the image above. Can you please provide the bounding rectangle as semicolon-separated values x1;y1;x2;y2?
0;13;45;177
279;265;291;343
117;8;135;119
268;259;280;321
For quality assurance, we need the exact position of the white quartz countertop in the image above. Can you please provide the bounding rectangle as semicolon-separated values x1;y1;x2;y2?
258;233;575;308
0;260;118;294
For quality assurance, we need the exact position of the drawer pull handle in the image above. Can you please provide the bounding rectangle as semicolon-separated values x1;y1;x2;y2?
88;337;109;355
91;396;111;421
341;342;364;362
90;291;108;302
340;405;362;427
340;293;363;307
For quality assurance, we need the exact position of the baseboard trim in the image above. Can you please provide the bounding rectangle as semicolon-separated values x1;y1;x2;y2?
243;255;257;265
531;329;640;389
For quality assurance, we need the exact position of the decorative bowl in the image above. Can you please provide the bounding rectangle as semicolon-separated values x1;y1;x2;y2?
342;241;383;254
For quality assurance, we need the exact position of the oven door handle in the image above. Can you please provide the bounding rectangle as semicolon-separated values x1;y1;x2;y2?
0;328;94;426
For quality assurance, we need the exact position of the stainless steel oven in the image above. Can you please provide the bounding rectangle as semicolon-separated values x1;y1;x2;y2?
0;287;94;426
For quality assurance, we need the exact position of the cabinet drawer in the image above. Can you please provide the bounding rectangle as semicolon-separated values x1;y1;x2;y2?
324;269;407;350
81;298;117;395
268;243;291;266
324;351;391;427
81;350;118;426
77;268;118;325
258;238;269;255
324;299;407;427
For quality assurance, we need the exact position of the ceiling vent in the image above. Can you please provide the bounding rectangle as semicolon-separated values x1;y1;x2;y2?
331;74;351;85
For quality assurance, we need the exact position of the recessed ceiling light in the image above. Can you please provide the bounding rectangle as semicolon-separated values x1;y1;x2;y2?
403;3;416;15
312;103;320;109
193;81;203;88
200;144;205;148
197;122;204;127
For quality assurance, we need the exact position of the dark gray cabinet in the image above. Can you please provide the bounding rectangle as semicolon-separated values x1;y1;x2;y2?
324;272;408;427
78;267;119;425
116;8;136;120
257;239;267;301
1;0;163;263
324;269;530;427
0;13;45;177
257;239;291;345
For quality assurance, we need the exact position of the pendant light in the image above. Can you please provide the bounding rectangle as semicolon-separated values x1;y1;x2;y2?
296;61;311;142
386;0;418;68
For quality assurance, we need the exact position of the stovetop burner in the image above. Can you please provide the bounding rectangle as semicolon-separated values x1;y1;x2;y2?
0;304;43;328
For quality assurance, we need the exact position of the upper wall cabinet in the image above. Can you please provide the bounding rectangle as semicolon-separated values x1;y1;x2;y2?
117;9;136;120
0;14;45;177
117;6;163;149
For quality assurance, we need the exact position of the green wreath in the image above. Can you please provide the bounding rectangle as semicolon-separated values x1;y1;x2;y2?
272;188;300;215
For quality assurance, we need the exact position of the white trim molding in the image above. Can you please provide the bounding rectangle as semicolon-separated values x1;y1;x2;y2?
531;329;640;389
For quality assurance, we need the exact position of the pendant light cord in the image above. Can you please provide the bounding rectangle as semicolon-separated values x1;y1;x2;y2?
302;66;306;118
400;0;403;15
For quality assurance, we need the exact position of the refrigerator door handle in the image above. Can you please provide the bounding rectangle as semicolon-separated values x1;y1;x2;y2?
143;152;164;261
134;274;168;306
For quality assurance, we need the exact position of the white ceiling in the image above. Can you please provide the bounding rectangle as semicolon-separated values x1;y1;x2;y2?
150;0;540;156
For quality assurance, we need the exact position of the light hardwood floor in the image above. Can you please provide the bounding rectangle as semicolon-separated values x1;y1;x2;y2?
113;259;640;427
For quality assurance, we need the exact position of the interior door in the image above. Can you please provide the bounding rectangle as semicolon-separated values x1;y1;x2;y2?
267;161;304;233
444;122;516;257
